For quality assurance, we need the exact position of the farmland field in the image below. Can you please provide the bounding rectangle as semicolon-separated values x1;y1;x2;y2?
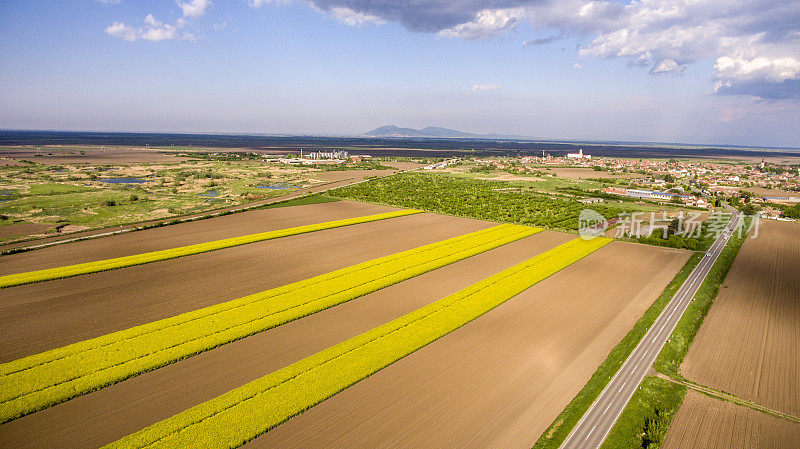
0;231;574;448
106;237;610;449
680;220;800;416
0;208;495;361
247;242;689;448
0;200;396;274
545;167;641;179
330;172;624;230
0;224;536;421
0;209;420;288
662;391;800;449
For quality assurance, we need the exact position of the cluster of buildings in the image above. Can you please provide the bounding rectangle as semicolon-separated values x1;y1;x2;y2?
423;158;459;170
305;150;349;160
480;152;799;201
601;187;710;208
277;149;372;165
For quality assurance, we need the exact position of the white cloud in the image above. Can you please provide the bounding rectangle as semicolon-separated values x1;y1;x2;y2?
192;0;800;98
140;22;179;42
96;0;121;4
248;0;273;7
105;22;137;41
106;0;211;43
106;14;193;42
713;55;800;98
651;59;685;75
330;7;385;26
715;56;800;83
439;8;525;40
573;62;583;69
470;84;501;92
178;0;211;19
144;13;163;28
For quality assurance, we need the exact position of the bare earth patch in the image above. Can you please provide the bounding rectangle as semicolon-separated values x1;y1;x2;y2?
680;220;800;417
0;230;570;449
662;391;800;449
249;242;688;449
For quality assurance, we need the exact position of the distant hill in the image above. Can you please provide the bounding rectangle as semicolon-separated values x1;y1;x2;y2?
362;125;515;139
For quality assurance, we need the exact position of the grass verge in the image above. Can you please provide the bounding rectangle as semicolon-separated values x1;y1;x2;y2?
0;209;418;289
653;222;749;376
105;237;612;449
532;252;702;449
599;377;686;449
593;218;750;449
0;224;539;423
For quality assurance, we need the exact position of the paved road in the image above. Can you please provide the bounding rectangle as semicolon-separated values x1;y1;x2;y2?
560;208;742;449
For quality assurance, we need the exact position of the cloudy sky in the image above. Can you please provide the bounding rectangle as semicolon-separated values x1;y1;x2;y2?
1;0;799;147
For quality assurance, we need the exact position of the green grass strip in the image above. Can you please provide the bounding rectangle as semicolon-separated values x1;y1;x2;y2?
532;252;703;449
0;223;539;423
653;221;749;377
0;209;420;289
599;376;686;449
105;236;612;449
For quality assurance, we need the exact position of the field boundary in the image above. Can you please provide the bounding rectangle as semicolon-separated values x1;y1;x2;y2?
596;216;750;448
0;209;420;288
656;374;800;424
532;251;701;449
0;224;539;423
104;237;612;449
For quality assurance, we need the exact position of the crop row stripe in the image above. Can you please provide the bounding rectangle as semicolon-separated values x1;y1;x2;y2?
0;209;421;289
105;236;612;449
0;224;541;423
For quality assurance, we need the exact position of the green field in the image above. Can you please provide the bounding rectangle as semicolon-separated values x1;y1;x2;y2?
0;157;400;242
330;172;624;230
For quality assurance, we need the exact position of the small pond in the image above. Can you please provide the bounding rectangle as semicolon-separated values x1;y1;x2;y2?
101;177;147;184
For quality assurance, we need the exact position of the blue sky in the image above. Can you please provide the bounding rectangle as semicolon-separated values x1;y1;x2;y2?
1;0;799;147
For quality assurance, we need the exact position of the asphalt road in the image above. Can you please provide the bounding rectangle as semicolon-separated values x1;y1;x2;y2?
560;208;742;449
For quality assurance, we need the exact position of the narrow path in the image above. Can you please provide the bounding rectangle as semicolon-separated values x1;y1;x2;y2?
655;373;800;424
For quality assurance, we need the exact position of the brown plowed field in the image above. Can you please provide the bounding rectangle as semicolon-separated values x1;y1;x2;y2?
0;147;188;165
547;167;640;179
0;232;574;449
0;211;492;361
246;242;689;449
662;391;800;449
0;200;398;275
681;220;800;416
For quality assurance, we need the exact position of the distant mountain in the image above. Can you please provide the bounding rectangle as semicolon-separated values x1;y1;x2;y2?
362;125;532;140
361;125;428;138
